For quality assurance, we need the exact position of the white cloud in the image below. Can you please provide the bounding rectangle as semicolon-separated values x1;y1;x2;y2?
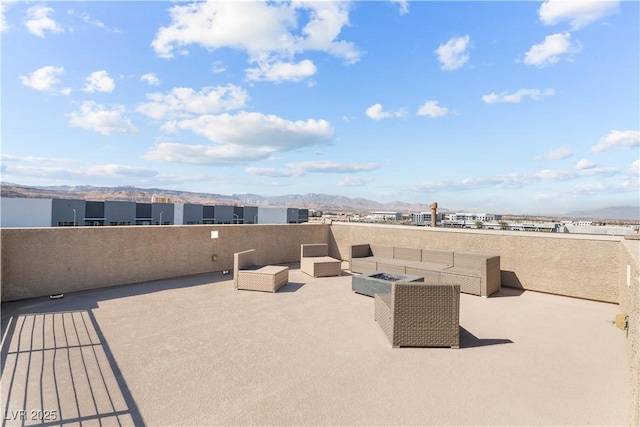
1;162;157;180
144;142;271;165
20;65;64;91
145;112;335;165
575;159;596;170
338;176;373;186
246;59;317;83
212;61;226;74
82;70;115;93
413;164;621;193
287;160;378;174
630;160;640;175
391;0;409;15
1;2;11;33
24;6;64;37
165;112;334;148
0;154;78;164
137;85;249;120
523;32;581;67
417;100;453;118
538;0;619;30
141;73;161;86
151;2;360;83
534;166;617;180
414;173;525;192
365;103;404;120
591;129;640;152
482;88;555;104
435;35;470;71
245;167;300;178
68;101;138;135
542;147;573;160
80;13;120;33
247;161;378;177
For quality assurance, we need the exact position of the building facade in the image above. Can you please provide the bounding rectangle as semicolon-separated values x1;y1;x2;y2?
1;197;293;227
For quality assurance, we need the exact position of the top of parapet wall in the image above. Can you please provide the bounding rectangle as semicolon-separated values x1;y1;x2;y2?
330;221;626;242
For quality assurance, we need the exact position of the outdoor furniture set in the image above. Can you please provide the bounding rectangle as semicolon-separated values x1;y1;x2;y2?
350;243;501;297
233;242;499;349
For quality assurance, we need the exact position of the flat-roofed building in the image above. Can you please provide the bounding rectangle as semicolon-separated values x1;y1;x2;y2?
243;206;258;224
85;201;106;226
52;198;85;226
258;207;300;224
183;204;203;225
214;205;234;224
0;197;52;227
104;201;136;226
152;202;173;225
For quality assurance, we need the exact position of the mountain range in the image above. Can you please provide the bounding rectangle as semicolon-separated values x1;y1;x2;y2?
1;183;638;220
0;183;438;213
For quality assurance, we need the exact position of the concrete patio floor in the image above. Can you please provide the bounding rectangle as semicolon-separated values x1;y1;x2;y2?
1;263;629;426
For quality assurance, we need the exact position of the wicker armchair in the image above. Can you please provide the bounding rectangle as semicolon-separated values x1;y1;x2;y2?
233;249;288;293
374;282;460;348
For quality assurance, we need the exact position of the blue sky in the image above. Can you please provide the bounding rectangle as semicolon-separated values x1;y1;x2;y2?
1;0;638;215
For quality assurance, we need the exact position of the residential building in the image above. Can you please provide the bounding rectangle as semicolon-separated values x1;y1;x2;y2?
410;212;444;225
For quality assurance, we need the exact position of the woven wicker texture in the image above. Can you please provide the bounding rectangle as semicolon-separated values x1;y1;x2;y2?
405;267;441;283
301;244;342;277
421;249;454;266
374;293;393;341
370;244;394;258
234;249;288;292
233;249;256;289
237;266;288;292
301;243;329;257
350;258;377;274
376;262;406;274
375;282;460;348
301;256;341;277
394;247;421;262
439;271;481;295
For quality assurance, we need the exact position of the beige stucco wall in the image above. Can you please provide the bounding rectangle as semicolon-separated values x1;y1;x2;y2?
329;222;623;303
619;238;640;426
1;222;637;424
0;224;329;302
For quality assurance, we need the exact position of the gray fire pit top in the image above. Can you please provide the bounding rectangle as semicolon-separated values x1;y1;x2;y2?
352;271;423;297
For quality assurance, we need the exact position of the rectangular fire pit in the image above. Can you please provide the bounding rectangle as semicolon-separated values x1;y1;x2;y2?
352;271;423;297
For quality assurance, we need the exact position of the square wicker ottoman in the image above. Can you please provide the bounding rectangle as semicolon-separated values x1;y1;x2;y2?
237;265;289;293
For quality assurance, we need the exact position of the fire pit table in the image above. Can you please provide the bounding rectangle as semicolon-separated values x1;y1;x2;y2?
352;271;423;297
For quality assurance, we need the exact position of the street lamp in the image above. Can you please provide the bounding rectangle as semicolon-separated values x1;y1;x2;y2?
72;208;76;226
254;215;258;224
233;213;239;224
159;211;164;225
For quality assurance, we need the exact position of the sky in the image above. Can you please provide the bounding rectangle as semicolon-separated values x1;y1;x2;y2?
1;0;639;215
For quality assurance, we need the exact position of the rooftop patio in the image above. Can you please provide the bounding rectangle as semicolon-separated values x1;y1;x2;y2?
1;263;628;426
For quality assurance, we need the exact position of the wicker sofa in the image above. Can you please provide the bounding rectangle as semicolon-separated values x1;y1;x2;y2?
233;249;288;293
375;282;460;348
300;244;342;277
350;244;500;297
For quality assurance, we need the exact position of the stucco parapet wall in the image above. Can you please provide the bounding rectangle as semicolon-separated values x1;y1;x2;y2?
0;224;329;302
618;238;639;426
332;221;625;242
329;222;622;303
